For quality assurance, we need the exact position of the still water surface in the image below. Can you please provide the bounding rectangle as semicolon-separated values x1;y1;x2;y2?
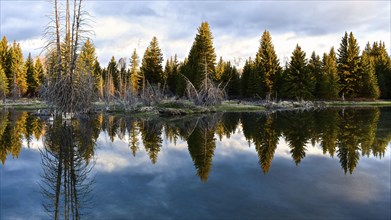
1;108;390;219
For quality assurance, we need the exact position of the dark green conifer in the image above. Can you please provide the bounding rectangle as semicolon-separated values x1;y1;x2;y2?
284;44;314;100
318;48;339;100
337;32;361;98
256;30;280;99
25;53;38;97
369;41;391;99
182;22;216;90
359;51;380;99
308;51;322;98
164;55;179;94
107;56;119;92
140;36;164;86
129;49;141;93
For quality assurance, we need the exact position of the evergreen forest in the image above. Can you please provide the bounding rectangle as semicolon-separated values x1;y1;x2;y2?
1;22;390;108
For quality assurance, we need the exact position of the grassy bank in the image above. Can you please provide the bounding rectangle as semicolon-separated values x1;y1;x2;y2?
214;101;265;112
321;100;391;107
2;99;391;115
0;99;47;110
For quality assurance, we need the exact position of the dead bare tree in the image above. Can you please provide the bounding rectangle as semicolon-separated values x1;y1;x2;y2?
183;57;225;106
42;0;94;114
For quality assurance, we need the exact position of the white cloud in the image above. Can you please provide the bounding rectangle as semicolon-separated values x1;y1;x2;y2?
1;1;389;67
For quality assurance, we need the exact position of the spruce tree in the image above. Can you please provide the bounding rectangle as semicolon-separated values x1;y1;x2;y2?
0;37;8;80
273;67;286;99
215;59;240;97
107;56;119;92
359;51;380;99
93;60;103;97
34;58;45;87
0;36;9;99
106;56;119;98
140;37;164;86
164;55;179;94
369;41;391;99
183;22;216;90
337;32;361;98
77;39;96;75
284;44;314;100
0;64;8;100
25;53;38;97
319;47;340;100
8;41;27;98
308;51;322;98
241;58;254;97
215;56;224;81
223;61;240;97
129;49;141;94
256;30;280;100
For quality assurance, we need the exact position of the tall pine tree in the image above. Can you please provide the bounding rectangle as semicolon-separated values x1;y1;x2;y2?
369;41;391;99
256;30;280;100
318;47;340;100
182;22;216;90
241;58;255;97
34;58;45;87
129;49;141;94
0;37;9;83
359;51;380;99
25;53;38;97
337;32;361;98
164;55;179;94
0;63;8;100
308;51;322;98
106;56;118;96
93;60;103;97
0;37;9;98
284;44;314;100
140;37;164;86
8;41;27;98
77;39;96;76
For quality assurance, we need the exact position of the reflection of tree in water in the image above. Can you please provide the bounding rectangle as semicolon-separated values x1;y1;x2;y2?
336;108;380;174
127;120;140;157
241;112;280;173
216;113;240;141
280;111;315;165
257;115;280;173
53;108;390;181
139;119;163;164
372;108;391;158
315;109;340;157
0;111;43;165
187;116;218;182
40;117;95;219
24;113;44;147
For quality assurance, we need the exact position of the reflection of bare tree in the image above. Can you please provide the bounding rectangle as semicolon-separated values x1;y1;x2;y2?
40;118;95;220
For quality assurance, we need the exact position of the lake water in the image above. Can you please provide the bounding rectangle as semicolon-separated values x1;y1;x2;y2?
1;108;390;219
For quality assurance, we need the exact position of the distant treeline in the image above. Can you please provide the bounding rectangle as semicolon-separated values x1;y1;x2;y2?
1;21;390;101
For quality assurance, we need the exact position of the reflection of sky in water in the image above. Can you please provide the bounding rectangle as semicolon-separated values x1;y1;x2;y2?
1;127;390;220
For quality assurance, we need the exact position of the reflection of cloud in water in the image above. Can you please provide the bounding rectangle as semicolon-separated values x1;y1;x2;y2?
94;132;192;173
314;159;390;203
22;138;44;151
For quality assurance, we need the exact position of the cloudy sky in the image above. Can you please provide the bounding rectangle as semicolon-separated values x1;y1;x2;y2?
1;0;390;67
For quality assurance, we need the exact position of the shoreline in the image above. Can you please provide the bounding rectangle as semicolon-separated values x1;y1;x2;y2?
1;99;391;117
